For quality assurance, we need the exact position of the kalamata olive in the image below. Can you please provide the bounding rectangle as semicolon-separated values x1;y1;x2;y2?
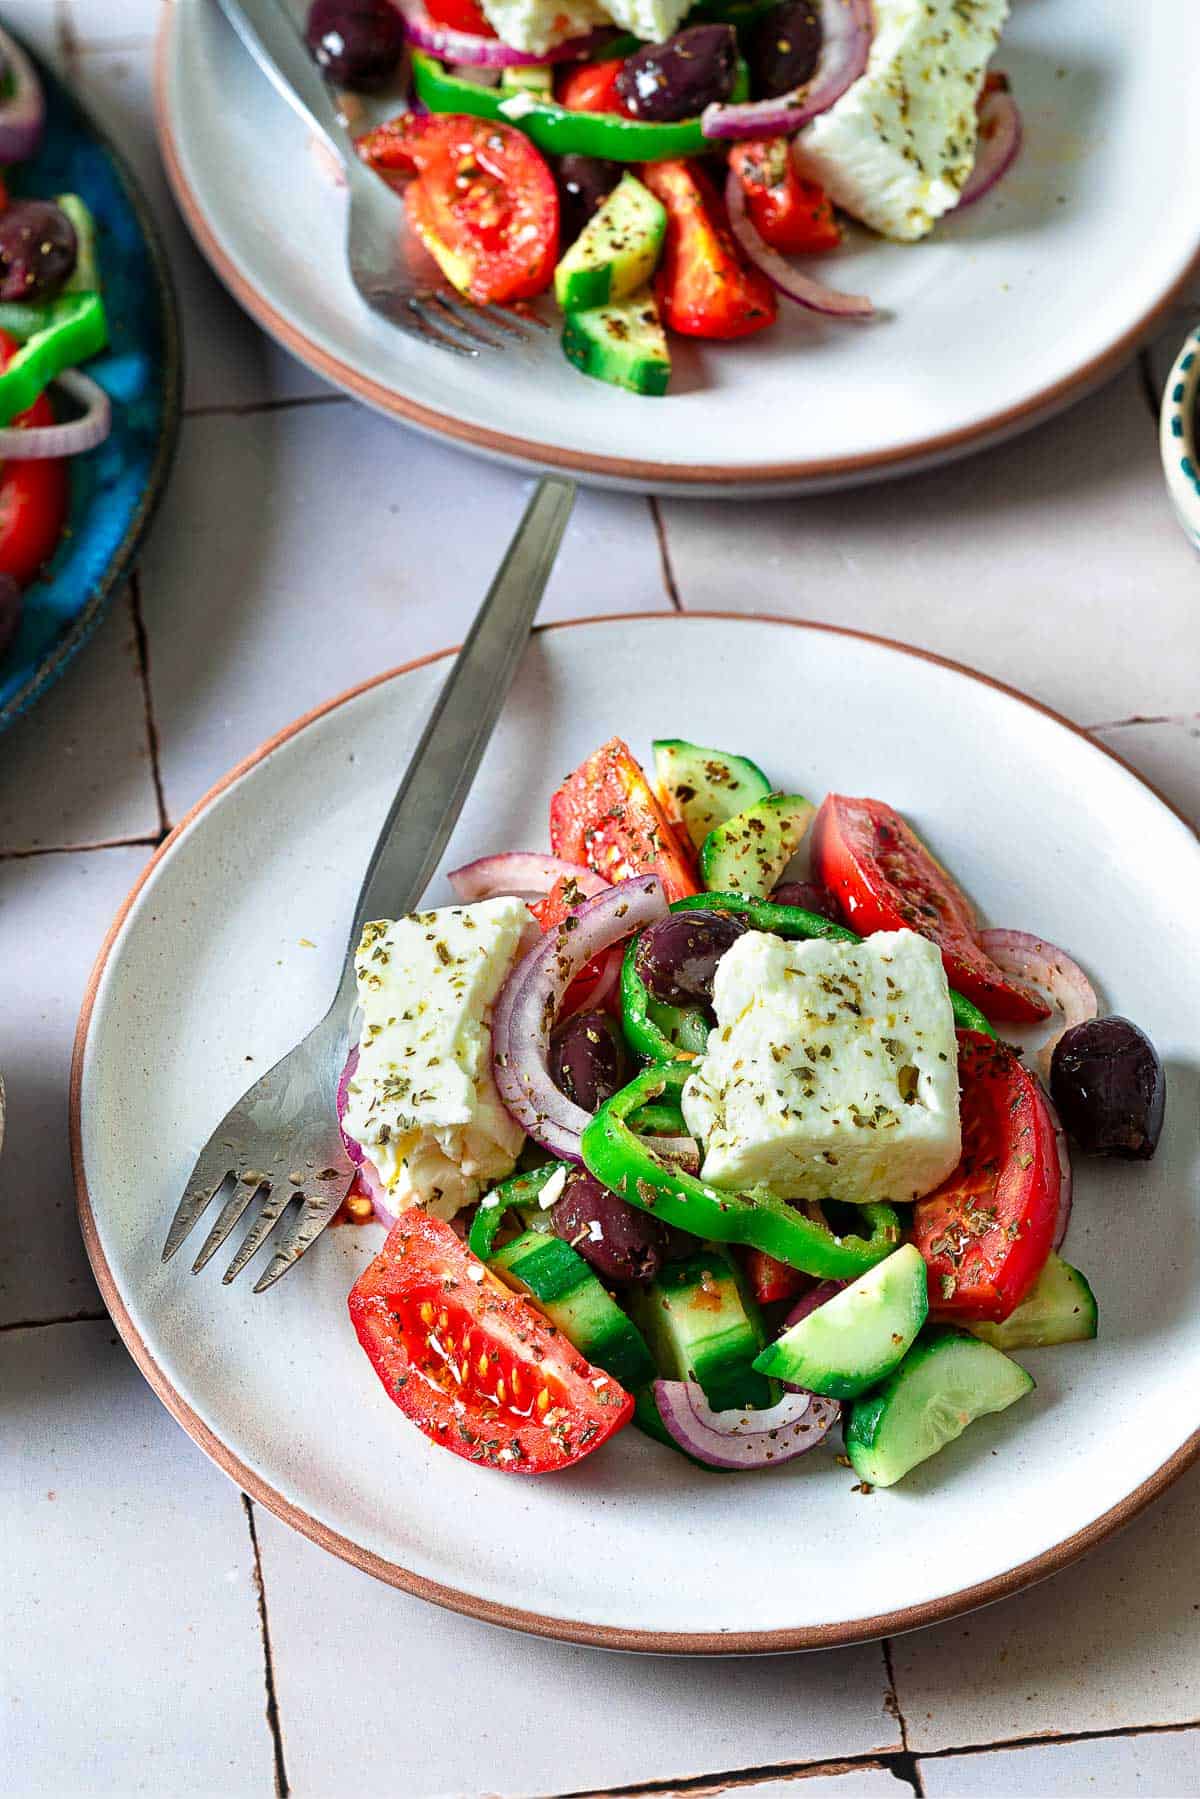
615;24;738;123
1050;1016;1165;1160
749;0;822;98
304;0;405;90
0;201;77;304
551;1169;668;1286
557;154;622;245
0;573;22;658
770;880;843;924
635;909;747;1006
550;1008;629;1113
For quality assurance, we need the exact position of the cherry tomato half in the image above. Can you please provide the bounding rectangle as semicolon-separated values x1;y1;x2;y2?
556;57;632;116
810;794;1050;1024
550;735;700;901
642;159;777;341
729;138;840;254
0;327;69;588
424;0;497;34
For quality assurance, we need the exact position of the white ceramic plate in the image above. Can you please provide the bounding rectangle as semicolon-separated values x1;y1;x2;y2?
156;0;1200;495
73;616;1200;1650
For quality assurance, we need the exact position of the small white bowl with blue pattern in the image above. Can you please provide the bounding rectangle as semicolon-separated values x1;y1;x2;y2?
1160;323;1200;552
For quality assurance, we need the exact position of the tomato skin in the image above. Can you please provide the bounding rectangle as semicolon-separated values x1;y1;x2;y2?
729;139;840;254
810;795;1050;1024
549;736;700;901
531;872;612;1011
349;1210;634;1472
425;0;497;33
357;113;559;304
745;1248;809;1307
642;159;777;340
911;1032;1059;1323
556;58;632;115
0;329;69;588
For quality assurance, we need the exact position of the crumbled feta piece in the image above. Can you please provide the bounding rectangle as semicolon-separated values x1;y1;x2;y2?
537;1164;569;1209
342;899;527;1219
476;0;607;56
497;90;539;120
795;0;1009;242
682;929;961;1204
601;0;691;41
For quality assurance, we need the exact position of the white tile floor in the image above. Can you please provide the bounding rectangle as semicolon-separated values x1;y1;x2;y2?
4;3;1199;1796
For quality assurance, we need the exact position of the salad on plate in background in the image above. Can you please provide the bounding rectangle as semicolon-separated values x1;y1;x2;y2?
337;734;1166;1486
305;0;1024;395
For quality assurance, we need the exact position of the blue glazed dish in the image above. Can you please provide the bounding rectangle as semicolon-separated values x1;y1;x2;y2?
0;34;181;733
1159;321;1200;555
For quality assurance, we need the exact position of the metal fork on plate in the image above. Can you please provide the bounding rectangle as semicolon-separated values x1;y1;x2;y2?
162;477;576;1292
215;0;542;356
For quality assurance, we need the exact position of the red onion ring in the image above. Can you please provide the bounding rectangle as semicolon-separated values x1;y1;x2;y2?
978;929;1098;1081
448;852;606;904
653;1379;840;1470
957;81;1022;209
1035;1080;1073;1251
701;0;872;141
0;368;112;461
492;874;678;1161
395;0;613;67
335;1047;397;1228
725;169;874;319
0;26;46;165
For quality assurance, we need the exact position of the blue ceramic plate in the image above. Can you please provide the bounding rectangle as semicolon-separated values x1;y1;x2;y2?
0;33;181;733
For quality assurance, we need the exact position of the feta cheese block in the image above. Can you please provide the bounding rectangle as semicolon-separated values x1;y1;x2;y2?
682;928;961;1205
476;0;608;56
601;0;692;43
794;0;1009;242
342;899;528;1220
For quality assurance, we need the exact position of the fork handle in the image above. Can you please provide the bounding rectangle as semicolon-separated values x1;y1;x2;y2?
331;477;577;1015
215;0;352;167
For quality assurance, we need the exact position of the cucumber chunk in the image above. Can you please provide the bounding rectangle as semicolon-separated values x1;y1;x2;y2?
555;173;667;311
561;289;671;397
652;739;773;851
700;792;815;896
57;195;102;295
490;1229;655;1391
754;1244;928;1399
627;1248;773;1412
968;1253;1098;1351
845;1327;1034;1488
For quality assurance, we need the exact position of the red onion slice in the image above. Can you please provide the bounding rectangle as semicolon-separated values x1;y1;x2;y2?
335;1047;397;1227
0;26;46;165
448;852;606;904
654;1379;840;1470
1035;1080;1073;1251
978;929;1098;1081
782;1279;845;1332
957;81;1022;209
396;0;613;67
557;940;621;1021
0;368;112;461
701;0;872;141
492;874;673;1160
725;170;874;319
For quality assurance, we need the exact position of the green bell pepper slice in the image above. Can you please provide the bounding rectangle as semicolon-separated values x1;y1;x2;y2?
627;1100;687;1135
0;291;107;426
468;1162;569;1260
671;891;998;1039
410;50;748;162
620;935;711;1065
581;1063;903;1280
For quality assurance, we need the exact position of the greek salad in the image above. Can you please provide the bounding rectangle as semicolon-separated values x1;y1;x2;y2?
307;0;1023;395
339;736;1165;1484
0;25;113;656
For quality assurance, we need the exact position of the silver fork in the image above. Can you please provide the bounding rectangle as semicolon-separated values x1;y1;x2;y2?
215;0;543;356
163;477;576;1291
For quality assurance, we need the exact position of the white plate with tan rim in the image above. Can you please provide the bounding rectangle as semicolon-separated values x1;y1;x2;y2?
72;614;1200;1651
155;0;1200;496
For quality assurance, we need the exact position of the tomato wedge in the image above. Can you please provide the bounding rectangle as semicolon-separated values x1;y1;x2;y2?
356;114;559;304
349;1210;634;1472
425;0;497;33
911;1032;1059;1323
556;57;632;115
642;160;777;340
0;328;68;589
810;795;1050;1024
729;139;840;254
744;1248;809;1307
530;871;613;1012
550;736;700;900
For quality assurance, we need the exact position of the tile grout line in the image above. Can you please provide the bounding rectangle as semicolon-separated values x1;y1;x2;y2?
648;497;684;612
1085;711;1200;732
241;1495;291;1799
911;1715;1200;1767
184;393;349;422
129;569;173;838
0;833;162;863
880;1637;924;1797
0;1308;110;1335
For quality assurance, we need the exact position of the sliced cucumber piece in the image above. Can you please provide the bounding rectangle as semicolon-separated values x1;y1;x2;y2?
627;1249;773;1412
57;195;102;296
561;289;671;397
490;1229;654;1391
968;1254;1098;1351
754;1244;928;1399
845;1327;1034;1488
700;792;815;897
652;739;773;851
555;173;667;312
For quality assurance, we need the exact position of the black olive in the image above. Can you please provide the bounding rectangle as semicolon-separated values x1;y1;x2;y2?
615;25;738;123
1050;1016;1165;1160
749;0;823;99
